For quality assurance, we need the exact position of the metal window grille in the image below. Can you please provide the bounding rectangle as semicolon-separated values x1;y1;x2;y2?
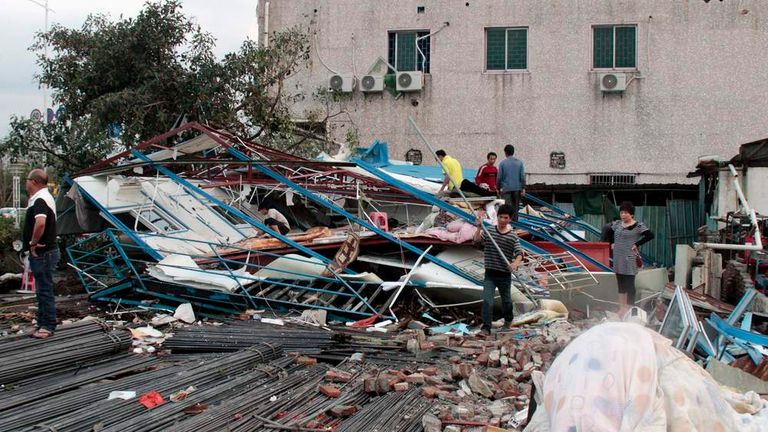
593;25;636;69
589;173;636;186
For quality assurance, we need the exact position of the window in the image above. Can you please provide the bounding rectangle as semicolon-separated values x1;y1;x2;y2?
593;25;636;69
486;27;528;70
589;174;636;186
388;30;430;73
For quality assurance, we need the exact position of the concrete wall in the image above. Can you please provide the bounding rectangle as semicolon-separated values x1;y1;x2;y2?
261;0;768;185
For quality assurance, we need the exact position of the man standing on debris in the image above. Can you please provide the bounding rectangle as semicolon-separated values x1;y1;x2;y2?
474;204;523;335
22;168;60;339
496;144;525;221
603;201;654;314
258;202;291;235
436;149;463;196
475;152;498;193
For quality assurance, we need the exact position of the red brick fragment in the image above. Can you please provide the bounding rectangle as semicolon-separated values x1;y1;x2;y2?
318;384;341;398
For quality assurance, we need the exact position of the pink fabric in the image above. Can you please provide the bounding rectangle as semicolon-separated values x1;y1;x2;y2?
425;220;478;243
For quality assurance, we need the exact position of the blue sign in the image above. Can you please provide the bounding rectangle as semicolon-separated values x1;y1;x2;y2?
108;123;122;138
46;108;55;124
55;106;66;122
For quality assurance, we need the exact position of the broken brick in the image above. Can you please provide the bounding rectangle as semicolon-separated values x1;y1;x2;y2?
328;405;357;417
393;382;409;392
421;367;439;376
422;386;442;398
318;384;341;398
325;370;353;383
404;373;425;384
296;356;317;366
476;352;489;365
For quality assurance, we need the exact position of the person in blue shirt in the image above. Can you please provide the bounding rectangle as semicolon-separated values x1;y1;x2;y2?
496;144;525;221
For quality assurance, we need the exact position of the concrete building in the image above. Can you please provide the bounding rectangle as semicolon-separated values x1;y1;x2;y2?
259;0;768;187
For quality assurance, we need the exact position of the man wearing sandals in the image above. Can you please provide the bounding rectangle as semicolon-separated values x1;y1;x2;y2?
22;169;59;339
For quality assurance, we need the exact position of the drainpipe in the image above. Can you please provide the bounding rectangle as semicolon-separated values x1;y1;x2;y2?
695;164;764;251
416;22;449;72
262;1;270;48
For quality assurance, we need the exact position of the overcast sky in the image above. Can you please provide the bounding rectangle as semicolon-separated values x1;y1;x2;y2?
0;0;259;137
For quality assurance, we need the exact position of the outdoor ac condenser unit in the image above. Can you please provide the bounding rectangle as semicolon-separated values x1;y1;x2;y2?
329;74;355;92
360;75;384;92
599;72;627;92
396;71;423;92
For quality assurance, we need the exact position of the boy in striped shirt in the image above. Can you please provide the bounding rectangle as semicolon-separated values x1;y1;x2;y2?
473;204;523;335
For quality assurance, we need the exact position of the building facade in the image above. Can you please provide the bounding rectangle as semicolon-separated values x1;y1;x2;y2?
260;0;768;186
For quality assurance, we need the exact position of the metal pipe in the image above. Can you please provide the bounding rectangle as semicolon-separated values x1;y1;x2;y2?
695;164;763;251
407;116;538;305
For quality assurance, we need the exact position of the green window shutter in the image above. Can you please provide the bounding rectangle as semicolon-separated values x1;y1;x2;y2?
486;28;506;70
615;26;636;68
593;27;613;68
507;29;527;69
396;32;417;71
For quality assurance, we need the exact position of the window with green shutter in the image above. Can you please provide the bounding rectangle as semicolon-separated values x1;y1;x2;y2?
388;31;430;73
486;27;528;70
593;25;636;69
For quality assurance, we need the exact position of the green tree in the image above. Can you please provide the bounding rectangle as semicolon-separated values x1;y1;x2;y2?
1;0;313;176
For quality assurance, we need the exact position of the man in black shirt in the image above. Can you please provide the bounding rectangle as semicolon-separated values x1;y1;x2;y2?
22;169;59;338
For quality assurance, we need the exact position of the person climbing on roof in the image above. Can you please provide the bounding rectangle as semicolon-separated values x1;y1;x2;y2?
258;202;290;235
436;149;463;196
473;204;523;336
475;152;498;193
497;144;525;221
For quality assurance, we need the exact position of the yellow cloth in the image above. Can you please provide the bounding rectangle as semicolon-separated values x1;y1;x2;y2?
441;155;463;190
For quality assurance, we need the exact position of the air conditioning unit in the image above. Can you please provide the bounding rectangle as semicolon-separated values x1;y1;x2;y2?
329;74;355;92
599;72;627;92
396;71;423;92
360;75;384;92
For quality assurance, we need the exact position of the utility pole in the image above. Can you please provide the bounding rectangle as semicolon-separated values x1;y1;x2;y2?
26;0;54;110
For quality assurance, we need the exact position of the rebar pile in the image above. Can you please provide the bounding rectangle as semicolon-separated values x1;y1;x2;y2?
0;343;283;431
165;320;335;354
167;360;374;432
0;354;157;412
336;386;436;432
0;320;131;386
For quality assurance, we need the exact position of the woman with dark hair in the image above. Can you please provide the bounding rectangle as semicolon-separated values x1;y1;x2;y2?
604;201;654;314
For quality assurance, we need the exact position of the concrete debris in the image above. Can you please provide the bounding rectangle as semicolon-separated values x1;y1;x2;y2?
707;359;768;394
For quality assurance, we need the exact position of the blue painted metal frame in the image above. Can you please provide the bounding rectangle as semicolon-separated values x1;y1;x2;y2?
524;193;601;237
226;148;485;286
131;150;338;268
66;177;162;261
352;158;612;272
709;312;768;349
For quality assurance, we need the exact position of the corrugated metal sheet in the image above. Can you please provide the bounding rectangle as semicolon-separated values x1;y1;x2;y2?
635;206;670;267
667;199;703;250
556;198;701;267
580;213;606;242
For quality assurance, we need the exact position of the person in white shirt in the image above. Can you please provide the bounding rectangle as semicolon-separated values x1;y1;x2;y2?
258;202;290;235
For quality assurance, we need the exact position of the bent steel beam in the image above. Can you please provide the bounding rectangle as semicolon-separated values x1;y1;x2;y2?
224;147;484;286
353;158;612;272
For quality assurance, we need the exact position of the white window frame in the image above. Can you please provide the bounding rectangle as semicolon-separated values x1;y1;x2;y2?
483;26;530;74
591;24;638;71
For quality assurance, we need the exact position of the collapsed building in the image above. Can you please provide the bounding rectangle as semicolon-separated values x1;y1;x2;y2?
57;122;612;321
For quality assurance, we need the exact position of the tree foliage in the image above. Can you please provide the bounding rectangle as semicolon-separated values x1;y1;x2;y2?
1;0;313;176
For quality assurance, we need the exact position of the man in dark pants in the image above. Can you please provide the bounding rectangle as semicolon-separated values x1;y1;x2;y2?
23;169;59;339
473;204;523;335
258;202;291;235
496;144;526;221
